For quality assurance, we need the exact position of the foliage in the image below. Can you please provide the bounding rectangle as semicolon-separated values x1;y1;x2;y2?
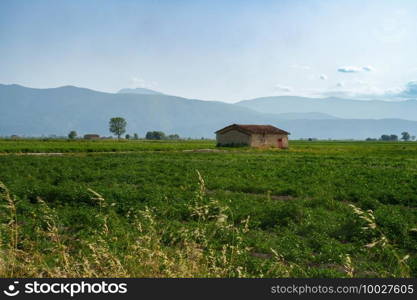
68;131;77;140
109;117;127;139
0;140;416;277
401;132;411;141
145;132;181;140
380;134;398;141
167;134;180;140
146;131;166;140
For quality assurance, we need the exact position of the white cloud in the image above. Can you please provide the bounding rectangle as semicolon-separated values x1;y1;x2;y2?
362;66;374;72
319;74;327;80
337;66;362;73
320;81;404;100
130;77;158;89
274;84;292;92
337;65;374;73
399;81;417;98
268;80;416;101
271;84;404;101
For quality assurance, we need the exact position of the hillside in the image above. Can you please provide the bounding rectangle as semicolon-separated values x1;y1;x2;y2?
237;96;417;121
1;84;417;139
0;84;268;137
117;88;163;95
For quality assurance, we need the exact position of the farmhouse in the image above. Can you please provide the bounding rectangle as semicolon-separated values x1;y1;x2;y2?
83;134;100;140
215;124;290;148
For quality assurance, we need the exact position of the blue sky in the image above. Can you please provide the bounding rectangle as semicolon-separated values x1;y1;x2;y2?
1;0;417;102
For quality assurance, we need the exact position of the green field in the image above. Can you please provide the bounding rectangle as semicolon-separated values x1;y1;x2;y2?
0;139;416;277
0;138;214;153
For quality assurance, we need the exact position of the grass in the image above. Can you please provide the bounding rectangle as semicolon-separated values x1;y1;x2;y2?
0;139;416;277
0;138;214;153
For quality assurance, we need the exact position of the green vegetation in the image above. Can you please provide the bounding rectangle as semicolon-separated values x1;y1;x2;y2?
146;131;167;140
0;140;416;277
67;130;77;140
402;131;411;141
109;117;127;139
380;134;399;141
0;139;214;153
145;131;181;140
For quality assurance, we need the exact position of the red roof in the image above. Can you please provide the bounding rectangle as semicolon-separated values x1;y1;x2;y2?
215;124;290;135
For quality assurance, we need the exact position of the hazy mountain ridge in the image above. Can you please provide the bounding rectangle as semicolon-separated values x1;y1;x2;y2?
237;96;417;121
267;112;339;120
0;84;268;137
118;88;163;95
1;84;417;139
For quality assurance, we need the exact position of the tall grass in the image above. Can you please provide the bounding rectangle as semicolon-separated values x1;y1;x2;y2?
0;174;291;277
0;172;413;278
349;204;411;277
0;181;18;277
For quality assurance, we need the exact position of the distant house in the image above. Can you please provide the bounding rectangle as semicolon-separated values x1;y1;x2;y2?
83;134;100;140
215;124;290;148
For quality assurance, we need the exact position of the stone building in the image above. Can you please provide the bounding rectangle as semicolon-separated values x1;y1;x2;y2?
83;134;100;140
215;124;290;148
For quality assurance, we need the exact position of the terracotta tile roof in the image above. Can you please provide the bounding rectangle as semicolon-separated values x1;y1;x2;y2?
215;124;290;135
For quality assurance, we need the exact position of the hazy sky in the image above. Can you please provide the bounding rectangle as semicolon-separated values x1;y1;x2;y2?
1;0;417;102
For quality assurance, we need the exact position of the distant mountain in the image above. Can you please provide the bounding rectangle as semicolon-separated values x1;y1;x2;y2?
1;84;417;139
0;84;268;138
237;96;417;121
273;112;338;120
271;118;417;140
118;88;163;95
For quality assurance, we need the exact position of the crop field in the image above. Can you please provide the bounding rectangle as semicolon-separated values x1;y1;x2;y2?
0;139;214;153
0;139;416;278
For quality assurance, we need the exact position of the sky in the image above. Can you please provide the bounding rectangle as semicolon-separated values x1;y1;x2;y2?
1;0;417;102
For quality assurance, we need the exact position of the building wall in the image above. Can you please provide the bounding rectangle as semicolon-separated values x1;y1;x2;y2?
217;130;289;148
216;130;250;146
249;133;289;148
84;134;100;140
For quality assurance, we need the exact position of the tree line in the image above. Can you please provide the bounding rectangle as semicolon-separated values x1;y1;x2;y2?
67;117;181;140
366;131;416;141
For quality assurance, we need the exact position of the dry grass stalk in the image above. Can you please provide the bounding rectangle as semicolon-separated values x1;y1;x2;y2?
0;174;294;278
349;203;410;277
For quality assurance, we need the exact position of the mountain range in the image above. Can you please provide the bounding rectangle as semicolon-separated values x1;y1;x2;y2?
238;96;417;120
117;87;163;95
1;83;417;139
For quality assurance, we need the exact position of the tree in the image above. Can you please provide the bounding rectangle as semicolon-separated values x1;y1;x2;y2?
401;131;411;141
109;117;127;139
380;134;390;141
145;131;166;140
133;133;139;140
125;134;131;140
380;134;398;141
390;134;398;141
167;134;180;140
68;130;77;139
411;136;416;141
